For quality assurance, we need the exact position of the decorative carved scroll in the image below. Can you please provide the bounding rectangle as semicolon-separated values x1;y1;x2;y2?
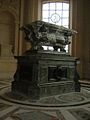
21;20;77;52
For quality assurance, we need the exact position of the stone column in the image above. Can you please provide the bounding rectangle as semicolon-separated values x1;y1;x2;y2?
70;0;90;80
14;21;19;56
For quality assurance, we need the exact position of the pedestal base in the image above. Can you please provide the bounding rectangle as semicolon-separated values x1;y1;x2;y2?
12;51;80;100
39;81;75;97
12;80;75;99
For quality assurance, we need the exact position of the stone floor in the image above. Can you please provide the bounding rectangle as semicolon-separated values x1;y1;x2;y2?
0;79;90;120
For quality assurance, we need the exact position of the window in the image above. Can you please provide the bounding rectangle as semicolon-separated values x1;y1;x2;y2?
42;1;70;52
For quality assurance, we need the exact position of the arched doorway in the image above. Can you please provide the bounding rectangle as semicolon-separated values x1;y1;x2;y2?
0;11;17;80
0;11;15;57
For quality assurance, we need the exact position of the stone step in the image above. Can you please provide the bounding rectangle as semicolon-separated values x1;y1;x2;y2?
79;80;90;88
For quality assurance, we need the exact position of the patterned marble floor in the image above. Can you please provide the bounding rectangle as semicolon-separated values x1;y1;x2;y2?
0;79;90;120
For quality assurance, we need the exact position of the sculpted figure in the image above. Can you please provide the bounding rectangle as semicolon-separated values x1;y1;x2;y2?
20;20;77;52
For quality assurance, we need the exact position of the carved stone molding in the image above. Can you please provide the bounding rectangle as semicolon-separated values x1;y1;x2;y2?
0;0;20;13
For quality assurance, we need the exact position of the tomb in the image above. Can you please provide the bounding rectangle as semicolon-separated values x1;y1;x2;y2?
12;20;80;100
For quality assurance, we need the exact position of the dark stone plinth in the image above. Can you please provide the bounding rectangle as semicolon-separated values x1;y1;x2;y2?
12;81;40;99
12;50;80;100
39;81;75;97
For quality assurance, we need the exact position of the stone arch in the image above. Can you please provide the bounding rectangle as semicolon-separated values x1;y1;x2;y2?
0;6;19;22
0;8;19;56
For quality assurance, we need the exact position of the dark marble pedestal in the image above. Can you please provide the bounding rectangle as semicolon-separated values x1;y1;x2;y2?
12;50;80;100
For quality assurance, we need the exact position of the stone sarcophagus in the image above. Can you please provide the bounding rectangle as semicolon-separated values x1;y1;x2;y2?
12;21;80;100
